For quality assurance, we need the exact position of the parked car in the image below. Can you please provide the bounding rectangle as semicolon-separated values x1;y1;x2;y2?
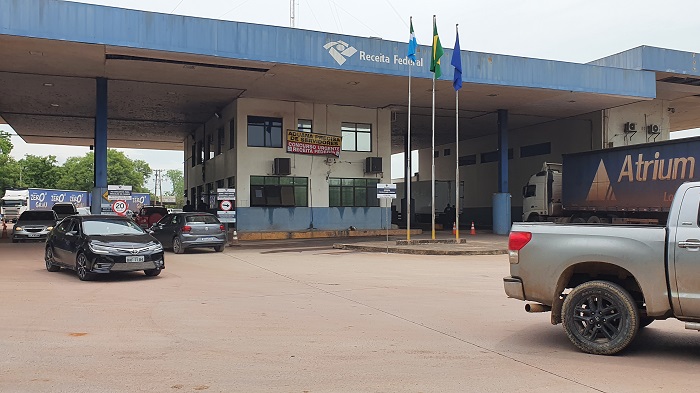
12;210;57;243
44;215;165;281
150;212;226;253
134;206;168;229
52;202;78;220
76;207;91;215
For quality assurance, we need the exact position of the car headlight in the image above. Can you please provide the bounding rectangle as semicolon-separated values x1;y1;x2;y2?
88;243;112;255
14;226;23;231
149;243;164;253
46;226;54;231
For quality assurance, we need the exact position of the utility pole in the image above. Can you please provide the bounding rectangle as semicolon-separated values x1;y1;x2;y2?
290;0;296;27
154;169;163;206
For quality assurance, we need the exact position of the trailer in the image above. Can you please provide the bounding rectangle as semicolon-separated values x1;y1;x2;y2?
1;188;89;222
521;137;700;224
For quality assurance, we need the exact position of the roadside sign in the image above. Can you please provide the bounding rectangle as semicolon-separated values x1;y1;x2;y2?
108;185;132;201
111;200;128;215
376;183;397;199
161;196;176;204
217;210;236;223
217;188;236;200
219;200;233;211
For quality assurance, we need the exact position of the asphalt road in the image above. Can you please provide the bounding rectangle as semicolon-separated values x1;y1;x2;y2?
1;239;699;392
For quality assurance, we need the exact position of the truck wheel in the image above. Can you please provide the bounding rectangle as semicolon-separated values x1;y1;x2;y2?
562;280;639;355
587;216;601;224
572;217;586;223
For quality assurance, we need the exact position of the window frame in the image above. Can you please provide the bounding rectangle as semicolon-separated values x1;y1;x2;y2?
298;119;312;132
329;178;379;207
340;122;372;152
249;176;308;207
247;116;283;148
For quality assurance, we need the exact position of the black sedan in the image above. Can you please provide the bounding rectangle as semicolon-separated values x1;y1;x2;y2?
44;215;165;281
149;212;226;253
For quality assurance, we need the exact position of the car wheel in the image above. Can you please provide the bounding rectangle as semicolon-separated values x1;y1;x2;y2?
144;268;161;277
45;247;60;272
562;280;639;355
214;245;225;252
76;253;94;281
173;237;184;254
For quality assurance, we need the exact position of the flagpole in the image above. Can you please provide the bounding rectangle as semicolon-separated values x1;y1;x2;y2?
431;62;436;240
455;24;460;240
407;17;413;241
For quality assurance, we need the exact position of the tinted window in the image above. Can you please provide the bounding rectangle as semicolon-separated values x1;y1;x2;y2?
145;207;168;216
524;185;537;198
82;219;146;236
52;204;76;214
19;211;56;221
185;215;219;224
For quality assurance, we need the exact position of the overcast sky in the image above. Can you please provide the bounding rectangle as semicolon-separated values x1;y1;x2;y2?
4;0;700;185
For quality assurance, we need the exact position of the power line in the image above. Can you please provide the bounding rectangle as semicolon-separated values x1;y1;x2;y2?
170;0;186;14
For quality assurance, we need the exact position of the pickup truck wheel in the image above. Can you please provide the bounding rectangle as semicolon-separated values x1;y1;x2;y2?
562;280;639;355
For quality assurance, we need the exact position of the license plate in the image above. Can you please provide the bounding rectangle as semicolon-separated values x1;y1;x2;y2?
28;233;40;238
201;237;218;241
126;256;145;263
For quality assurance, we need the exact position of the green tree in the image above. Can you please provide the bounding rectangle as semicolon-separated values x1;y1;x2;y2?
0;131;19;195
164;169;184;206
18;155;61;189
56;149;152;193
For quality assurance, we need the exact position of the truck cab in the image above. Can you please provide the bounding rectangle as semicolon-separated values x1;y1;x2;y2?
1;189;29;222
521;163;562;222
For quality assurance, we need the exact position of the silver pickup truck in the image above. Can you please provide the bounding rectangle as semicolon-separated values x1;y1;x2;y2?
504;181;700;355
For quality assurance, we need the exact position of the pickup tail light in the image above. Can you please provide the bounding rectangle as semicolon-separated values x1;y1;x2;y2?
182;225;192;233
508;231;532;264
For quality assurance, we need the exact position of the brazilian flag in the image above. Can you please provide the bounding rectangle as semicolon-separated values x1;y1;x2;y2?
430;17;444;78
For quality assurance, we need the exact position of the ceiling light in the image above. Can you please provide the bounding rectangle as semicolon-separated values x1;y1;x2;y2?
347;81;359;85
43;83;54;87
29;51;43;56
167;91;176;95
50;103;59;107
183;65;195;69
264;73;276;78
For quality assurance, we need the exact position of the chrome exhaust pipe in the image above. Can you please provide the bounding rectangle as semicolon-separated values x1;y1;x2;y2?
525;303;552;313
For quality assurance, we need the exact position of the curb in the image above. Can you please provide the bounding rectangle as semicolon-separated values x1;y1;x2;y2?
333;243;508;256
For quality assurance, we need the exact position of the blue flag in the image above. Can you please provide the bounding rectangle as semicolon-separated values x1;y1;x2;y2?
451;31;462;90
408;18;417;62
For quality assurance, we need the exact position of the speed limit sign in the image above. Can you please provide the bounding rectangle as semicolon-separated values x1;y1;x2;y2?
111;200;128;216
219;200;233;211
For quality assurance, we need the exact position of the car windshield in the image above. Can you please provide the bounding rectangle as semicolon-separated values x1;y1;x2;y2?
52;204;76;214
19;211;55;221
2;199;25;207
185;215;219;224
83;218;146;236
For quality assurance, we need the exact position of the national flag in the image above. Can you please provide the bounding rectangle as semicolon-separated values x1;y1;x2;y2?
407;17;417;62
430;17;444;78
451;30;462;91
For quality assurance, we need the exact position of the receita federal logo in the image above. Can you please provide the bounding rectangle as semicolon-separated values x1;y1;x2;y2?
324;40;357;65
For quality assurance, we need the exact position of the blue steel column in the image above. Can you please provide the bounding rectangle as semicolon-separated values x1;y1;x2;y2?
91;78;108;214
493;109;511;234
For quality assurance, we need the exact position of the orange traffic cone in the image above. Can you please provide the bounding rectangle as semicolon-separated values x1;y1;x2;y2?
452;222;456;235
470;221;476;236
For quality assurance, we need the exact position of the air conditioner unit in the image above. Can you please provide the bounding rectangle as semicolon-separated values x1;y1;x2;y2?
365;157;382;173
273;158;291;175
623;122;637;133
647;124;660;134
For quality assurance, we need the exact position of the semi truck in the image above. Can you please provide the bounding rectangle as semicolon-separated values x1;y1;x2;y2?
521;137;700;224
1;188;89;222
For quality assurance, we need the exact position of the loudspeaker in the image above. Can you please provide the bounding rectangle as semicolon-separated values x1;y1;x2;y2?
365;157;382;173
273;158;291;175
